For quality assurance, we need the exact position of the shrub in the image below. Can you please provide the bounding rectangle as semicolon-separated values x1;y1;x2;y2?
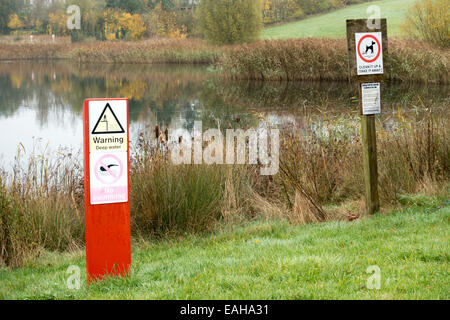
130;133;255;237
403;0;450;48
7;13;24;31
145;3;187;39
262;0;305;24
197;0;263;45
131;154;227;236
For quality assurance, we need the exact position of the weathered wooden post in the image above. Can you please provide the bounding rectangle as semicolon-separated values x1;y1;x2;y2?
346;19;387;215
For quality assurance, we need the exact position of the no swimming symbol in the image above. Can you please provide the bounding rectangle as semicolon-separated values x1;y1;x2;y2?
94;154;124;185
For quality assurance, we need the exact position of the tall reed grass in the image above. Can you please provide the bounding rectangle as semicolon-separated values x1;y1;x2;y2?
130;132;255;237
220;38;449;83
0;147;84;268
0;38;447;83
0;110;448;267
0;39;220;64
276;108;449;209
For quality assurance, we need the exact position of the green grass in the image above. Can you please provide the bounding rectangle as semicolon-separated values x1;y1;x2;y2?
1;196;449;300
263;0;419;40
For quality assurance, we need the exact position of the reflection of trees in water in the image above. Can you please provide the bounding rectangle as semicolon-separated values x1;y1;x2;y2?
205;79;449;116
0;72;77;128
33;75;68;127
0;61;447;131
0;76;32;118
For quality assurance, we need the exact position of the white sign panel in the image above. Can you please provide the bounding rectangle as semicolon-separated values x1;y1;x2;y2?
355;32;384;75
88;99;128;205
89;152;128;205
89;100;127;153
361;83;381;115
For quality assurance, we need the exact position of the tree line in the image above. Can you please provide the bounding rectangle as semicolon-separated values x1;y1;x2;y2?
1;0;375;42
1;0;197;40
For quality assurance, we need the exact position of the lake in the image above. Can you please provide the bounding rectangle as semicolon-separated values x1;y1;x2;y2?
0;61;448;167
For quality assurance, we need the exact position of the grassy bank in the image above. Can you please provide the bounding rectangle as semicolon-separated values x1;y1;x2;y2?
0;198;448;300
1;110;448;268
263;0;419;40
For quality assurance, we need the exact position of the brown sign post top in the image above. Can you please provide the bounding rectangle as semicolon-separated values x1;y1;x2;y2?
346;19;388;83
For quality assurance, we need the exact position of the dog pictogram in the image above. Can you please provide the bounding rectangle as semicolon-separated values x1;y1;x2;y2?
365;41;376;54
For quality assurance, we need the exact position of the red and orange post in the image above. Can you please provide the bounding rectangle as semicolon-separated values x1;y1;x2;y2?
83;98;131;283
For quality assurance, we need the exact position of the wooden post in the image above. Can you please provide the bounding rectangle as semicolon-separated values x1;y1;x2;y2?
347;19;387;215
361;114;380;214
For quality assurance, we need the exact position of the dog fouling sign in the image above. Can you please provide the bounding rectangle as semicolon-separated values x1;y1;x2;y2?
355;32;384;75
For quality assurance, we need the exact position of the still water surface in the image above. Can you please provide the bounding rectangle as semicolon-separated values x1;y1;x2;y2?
0;61;448;167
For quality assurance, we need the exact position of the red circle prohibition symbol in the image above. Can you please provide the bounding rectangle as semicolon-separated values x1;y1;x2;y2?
358;34;381;63
94;154;123;185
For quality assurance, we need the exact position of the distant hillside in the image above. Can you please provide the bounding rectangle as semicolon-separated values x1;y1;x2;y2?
262;0;419;39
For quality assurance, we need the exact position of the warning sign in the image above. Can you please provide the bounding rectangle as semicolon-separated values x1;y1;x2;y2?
89;152;128;205
92;104;125;134
361;83;381;115
89;100;127;152
83;98;130;282
355;32;384;75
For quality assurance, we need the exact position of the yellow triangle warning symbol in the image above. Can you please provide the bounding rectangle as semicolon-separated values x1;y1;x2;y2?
92;103;125;135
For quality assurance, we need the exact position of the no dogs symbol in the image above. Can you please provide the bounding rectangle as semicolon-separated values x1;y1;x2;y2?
357;34;381;63
355;32;384;75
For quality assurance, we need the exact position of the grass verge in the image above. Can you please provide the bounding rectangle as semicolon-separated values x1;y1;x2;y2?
0;196;448;300
262;0;419;40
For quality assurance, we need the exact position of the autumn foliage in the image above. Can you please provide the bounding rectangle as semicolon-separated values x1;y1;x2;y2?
403;0;449;48
197;0;263;45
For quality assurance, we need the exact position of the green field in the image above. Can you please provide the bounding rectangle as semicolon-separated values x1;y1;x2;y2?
263;0;419;39
1;196;448;300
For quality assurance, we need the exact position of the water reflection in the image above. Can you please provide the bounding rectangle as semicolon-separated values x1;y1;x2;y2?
0;61;448;166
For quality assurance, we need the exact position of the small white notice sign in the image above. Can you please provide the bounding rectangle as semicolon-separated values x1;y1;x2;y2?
355;32;384;75
361;83;381;115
